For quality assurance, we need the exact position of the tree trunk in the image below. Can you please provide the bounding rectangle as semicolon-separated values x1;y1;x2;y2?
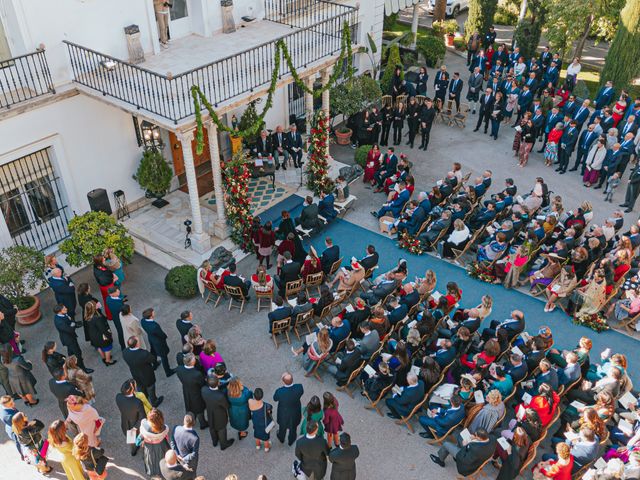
601;0;640;88
573;14;594;59
411;4;420;48
434;0;447;22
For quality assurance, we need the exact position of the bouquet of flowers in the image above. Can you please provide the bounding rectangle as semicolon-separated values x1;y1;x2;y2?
467;261;497;283
398;232;425;255
573;312;610;333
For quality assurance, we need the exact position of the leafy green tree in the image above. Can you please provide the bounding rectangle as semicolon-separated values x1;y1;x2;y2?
0;246;45;309
600;0;640;88
380;43;403;95
464;0;499;41
513;0;547;58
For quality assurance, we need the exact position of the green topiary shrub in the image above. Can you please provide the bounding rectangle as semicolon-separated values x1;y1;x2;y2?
354;145;372;168
0;245;45;309
133;149;173;198
417;35;446;68
164;265;198;298
380;43;403;95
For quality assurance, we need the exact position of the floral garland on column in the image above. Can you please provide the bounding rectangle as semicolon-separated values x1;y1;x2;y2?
222;151;254;251
306;110;335;195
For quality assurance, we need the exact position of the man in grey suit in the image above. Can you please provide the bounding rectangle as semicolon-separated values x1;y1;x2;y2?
466;67;484;114
295;196;320;230
159;449;194;480
295;420;330;480
621;163;640;213
419;210;452;245
430;428;496;476
356;322;379;360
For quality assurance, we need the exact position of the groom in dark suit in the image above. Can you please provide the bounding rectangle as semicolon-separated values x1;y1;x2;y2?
474;88;495;133
295;420;330;480
273;372;304;445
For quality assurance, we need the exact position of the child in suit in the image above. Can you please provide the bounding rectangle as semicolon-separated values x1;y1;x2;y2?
604;172;621;202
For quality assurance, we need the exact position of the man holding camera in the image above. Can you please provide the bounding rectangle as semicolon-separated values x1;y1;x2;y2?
154;0;171;48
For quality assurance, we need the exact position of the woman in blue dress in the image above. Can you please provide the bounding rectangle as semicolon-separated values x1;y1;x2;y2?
227;377;253;440
249;387;273;452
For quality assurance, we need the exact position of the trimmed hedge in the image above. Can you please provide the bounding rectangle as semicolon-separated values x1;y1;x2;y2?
165;265;199;298
417;35;446;68
355;145;372;168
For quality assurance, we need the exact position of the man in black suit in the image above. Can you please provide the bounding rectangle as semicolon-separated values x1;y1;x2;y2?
170;413;200;475
385;372;425;419
223;262;251;298
286;123;304;169
474;88;494;133
175;310;193;344
115;378;146;455
268;296;293;333
358;245;379;272
419;97;437;151
200;375;234;450
105;286;126;350
327;339;362;386
141;307;175;377
386;296;408;326
53;304;91;373
253;130;273;159
320;237;340;275
48;268;76;319
447;72;464;113
122;336;163;407
159;449;194;480
275;251;302;298
295;196;320;230
481;309;525;341
176;353;207;429
0;294;18;330
49;368;83;416
271;124;290;168
621;163;640;213
329;432;359;480
294;420;330;480
430;428;497;476
273;372;304;445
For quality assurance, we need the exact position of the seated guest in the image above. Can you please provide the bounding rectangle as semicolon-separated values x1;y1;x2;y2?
556;351;582;386
313;284;335;317
533;441;574;479
356;322;380;360
481;310;525;342
527;255;562;293
469;389;505;434
431;339;456;368
543;265;578;312
419;210;452;247
334;175;350;202
327;339;362;386
359;278;399;307
477;232;508;263
363;360;394;399
528;358;559;394
275;251;301;298
251;265;274;295
439;219;471;258
430;428;497;476
320;237;340;275
270;125;289;168
385;372;425;419
292;327;333;373
223;263;251;298
458;339;501;374
328;261;365;293
276;232;295;273
516;383;559;427
342;298;370;337
486;366;514;398
291;292;314;318
504;353;528;384
470;202;497;230
295;196;320;230
419;393;466;439
567;367;622;405
318;191;338;221
386;296;408;326
268;296;293;333
253;130;273;158
373;147;399;189
495;427;531;480
416;356;442;393
301;247;322;280
326;316;350;351
567;426;600;473
399;283;420;311
547;336;592;370
357;244;379;272
372;181;410;219
368;306;391;339
396;192;432;237
372;259;407;286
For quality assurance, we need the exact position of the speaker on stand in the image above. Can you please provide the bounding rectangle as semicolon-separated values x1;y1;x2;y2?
87;188;112;215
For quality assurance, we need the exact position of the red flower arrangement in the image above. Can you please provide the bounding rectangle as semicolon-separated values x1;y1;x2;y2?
306;110;335;195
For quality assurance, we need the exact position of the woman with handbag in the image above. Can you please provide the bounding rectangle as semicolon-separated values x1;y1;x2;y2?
12;411;52;473
84;301;116;366
66;395;104;448
73;432;108;479
249;387;273;452
48;420;85;480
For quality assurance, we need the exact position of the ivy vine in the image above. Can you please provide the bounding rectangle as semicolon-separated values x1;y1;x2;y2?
192;21;354;155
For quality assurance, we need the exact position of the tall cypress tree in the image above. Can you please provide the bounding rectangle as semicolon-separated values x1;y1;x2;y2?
464;0;498;41
600;0;640;88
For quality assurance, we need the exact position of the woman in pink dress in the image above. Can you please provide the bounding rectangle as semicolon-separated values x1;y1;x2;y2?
612;92;629;127
364;144;381;184
199;339;224;373
66;395;103;447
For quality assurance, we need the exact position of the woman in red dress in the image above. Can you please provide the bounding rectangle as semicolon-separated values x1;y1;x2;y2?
364;144;381;185
301;246;322;280
612;92;629;127
257;221;276;269
276;232;295;275
93;255;116;319
534;441;573;480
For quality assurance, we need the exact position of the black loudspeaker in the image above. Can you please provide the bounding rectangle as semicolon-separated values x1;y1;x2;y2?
87;188;112;215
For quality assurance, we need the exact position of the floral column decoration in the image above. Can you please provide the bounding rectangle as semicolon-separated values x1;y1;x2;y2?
306;110;335;195
223;151;254;251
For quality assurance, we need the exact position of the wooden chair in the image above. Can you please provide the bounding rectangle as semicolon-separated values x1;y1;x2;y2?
449;102;469;129
359;267;377;292
305;354;327;382
284;278;304;299
204;280;224;308
395;94;407;108
336;360;366;398
330;334;351;361
223;285;246;313
395;392;430;433
330;291;349;316
292;310;313;339
455;456;492;479
622;311;640;333
451;225;485;264
381;94;393;109
363;383;393;416
271;317;291;348
305;272;324;297
255;288;273;312
328;257;344;277
518;439;541;477
316;303;333;324
426;419;465;445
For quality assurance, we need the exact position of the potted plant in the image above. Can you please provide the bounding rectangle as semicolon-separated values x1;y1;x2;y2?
433;19;458;46
330;75;382;145
133;148;173;208
0;245;45;325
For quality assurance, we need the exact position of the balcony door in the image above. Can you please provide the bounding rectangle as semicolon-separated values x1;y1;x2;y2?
169;0;193;39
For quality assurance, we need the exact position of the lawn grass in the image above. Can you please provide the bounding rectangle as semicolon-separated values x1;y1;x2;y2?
383;20;432;42
560;64;640;100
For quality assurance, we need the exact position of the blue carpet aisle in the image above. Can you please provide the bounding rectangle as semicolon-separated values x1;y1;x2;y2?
305;218;640;385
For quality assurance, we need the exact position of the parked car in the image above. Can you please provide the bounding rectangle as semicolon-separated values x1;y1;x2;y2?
427;0;469;17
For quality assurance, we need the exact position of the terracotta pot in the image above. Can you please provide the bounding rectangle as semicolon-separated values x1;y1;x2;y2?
16;296;41;326
335;128;352;145
445;34;455;47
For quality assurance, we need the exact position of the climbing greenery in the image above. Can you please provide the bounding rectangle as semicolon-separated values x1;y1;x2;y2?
192;21;354;155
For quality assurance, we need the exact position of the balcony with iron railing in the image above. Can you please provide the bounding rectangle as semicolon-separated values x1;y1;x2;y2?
0;49;56;109
64;0;358;125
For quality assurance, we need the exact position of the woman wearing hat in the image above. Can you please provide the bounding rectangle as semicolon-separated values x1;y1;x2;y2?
328;261;365;292
301;246;322;280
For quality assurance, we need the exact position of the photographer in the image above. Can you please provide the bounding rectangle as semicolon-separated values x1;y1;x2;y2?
154;0;171;48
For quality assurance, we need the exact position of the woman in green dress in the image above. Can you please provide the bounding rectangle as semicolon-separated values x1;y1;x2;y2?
48;420;86;480
300;395;324;436
227;377;253;440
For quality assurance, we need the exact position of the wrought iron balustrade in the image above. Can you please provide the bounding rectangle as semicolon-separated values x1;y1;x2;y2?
0;49;55;109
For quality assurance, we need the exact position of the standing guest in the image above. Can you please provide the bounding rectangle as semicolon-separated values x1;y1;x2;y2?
227;377;253;441
419;98;437;151
54;304;92;373
273;372;304;446
0;310;22;358
185;326;205;356
77;283;101;342
72;432;108;480
301;395;325;437
42;340;66;377
518;118;535;167
66;395;103;447
0;293;18;332
85;301;116;366
176;353;207;429
604;172;621;202
176;311;194;345
12;412;52;473
276;234;296;274
103;247;125;285
582;137;607;187
286;124;304;169
257;221;276;269
406;98;421;148
141;307;175;377
105;286;126;350
544;122;564;167
49;368;82;416
122;336;163;408
47;419;85;480
48;267;77;320
199;339;224;373
139;408;170;478
45;253;65;279
201;375;234;450
248;387;273;452
392;101;406;146
557;121;579;174
621;163;640;212
65;355;96;402
566;57;581;90
448;72;464;113
489;91;505;140
364;144;381;184
416;66;429;96
390;66;405;100
160;449;193;480
434;66;449;108
1;395;22;460
467;32;481;64
4;346;38;406
294;420;330;480
380;103;393;146
170;413;200;476
474;88;495;133
119;304;147;350
322;392;344;449
329;432;359;480
275;210;295;241
115;379;146;456
467;67;484;115
93;255;116;319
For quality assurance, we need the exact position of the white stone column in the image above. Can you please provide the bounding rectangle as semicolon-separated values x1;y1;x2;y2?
177;130;211;253
206;121;230;239
321;67;332;117
305;76;315;129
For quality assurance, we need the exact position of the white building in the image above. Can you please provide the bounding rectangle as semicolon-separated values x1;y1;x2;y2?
0;0;384;265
